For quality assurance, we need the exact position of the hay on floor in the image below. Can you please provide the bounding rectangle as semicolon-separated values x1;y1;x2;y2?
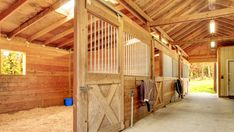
0;106;73;132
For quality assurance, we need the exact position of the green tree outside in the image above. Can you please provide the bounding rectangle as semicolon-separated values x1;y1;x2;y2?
1;50;25;75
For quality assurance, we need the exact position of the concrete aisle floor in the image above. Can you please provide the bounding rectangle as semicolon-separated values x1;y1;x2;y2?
124;93;234;132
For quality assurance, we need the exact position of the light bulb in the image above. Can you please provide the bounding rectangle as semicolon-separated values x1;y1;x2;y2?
210;20;216;34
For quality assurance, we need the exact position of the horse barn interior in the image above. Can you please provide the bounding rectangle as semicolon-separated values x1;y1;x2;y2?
1;0;234;132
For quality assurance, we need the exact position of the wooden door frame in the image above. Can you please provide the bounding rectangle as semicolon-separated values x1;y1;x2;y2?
226;59;234;96
74;0;124;131
74;0;88;132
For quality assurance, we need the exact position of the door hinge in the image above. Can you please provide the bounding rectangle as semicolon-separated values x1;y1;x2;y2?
80;85;93;92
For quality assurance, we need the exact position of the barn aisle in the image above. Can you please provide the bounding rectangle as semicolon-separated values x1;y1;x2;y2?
0;106;73;132
124;93;234;132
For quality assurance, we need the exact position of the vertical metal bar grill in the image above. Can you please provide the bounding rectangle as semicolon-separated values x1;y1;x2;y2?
124;33;150;76
88;14;119;74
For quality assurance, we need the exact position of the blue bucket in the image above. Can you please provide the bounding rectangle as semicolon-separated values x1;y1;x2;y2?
64;98;73;106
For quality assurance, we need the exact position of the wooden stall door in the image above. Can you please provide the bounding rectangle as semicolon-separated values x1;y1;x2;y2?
85;3;124;131
86;75;122;132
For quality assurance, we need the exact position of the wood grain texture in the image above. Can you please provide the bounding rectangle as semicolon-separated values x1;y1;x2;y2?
218;46;234;96
0;37;71;114
123;76;176;128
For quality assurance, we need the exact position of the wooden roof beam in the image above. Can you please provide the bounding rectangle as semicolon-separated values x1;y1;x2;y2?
150;7;234;26
175;21;208;40
0;0;27;22
45;28;73;45
118;0;146;24
184;43;203;52
29;16;72;41
57;38;73;48
172;36;234;45
216;0;234;7
117;0;173;42
150;0;184;20
175;45;189;58
189;54;217;63
8;0;70;38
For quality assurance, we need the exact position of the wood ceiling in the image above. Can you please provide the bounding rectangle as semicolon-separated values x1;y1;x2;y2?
0;0;73;49
116;0;234;60
0;0;234;57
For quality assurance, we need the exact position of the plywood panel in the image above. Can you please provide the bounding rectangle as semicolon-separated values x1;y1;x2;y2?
0;37;71;113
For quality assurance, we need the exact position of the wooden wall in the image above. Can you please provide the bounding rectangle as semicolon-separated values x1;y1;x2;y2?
218;46;234;96
162;78;176;105
124;76;149;127
0;37;71;113
187;44;217;63
123;45;181;128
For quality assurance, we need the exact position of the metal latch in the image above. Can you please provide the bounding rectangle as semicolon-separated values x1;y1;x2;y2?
80;85;93;92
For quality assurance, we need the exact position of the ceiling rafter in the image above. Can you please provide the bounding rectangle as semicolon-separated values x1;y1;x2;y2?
142;0;161;12
175;21;208;40
8;0;70;38
29;16;73;41
216;0;234;7
117;0;173;42
0;0;27;22
45;28;73;45
148;0;176;18
150;7;234;26
57;38;73;48
164;0;208;36
151;0;184;20
173;36;234;45
160;0;195;20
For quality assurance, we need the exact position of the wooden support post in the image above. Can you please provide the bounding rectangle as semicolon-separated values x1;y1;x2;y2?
178;55;182;79
119;16;125;130
214;62;217;93
159;51;163;77
74;0;88;132
151;40;155;79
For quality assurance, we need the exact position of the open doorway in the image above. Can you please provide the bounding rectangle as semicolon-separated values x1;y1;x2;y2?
189;63;216;94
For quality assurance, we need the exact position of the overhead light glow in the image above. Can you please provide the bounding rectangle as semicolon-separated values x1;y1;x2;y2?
56;0;74;17
210;20;216;34
208;0;216;10
104;0;118;4
210;41;216;48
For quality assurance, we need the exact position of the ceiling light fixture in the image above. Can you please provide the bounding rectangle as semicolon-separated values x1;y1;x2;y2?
210;41;216;48
210;19;216;34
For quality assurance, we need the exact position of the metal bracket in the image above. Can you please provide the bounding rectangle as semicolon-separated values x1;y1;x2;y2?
80;85;93;92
